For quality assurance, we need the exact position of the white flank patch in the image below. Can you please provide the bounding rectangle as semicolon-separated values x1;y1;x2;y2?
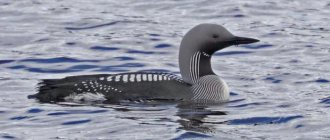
64;92;106;102
99;77;105;81
107;76;113;81
115;75;121;82
142;74;147;81
130;74;135;82
164;75;168;80
153;74;158;81
136;74;141;82
148;74;153;81
123;74;128;83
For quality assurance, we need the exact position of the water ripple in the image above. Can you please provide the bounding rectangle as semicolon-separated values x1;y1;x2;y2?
90;46;120;51
27;108;44;113
10;116;32;120
214;51;253;56
241;44;273;49
127;49;167;55
320;97;330;105
19;57;99;63
0;60;15;65
228;115;303;125
1;135;15;139
173;132;211;140
26;67;79;73
68;65;99;70
228;102;267;108
315;78;329;83
154;43;172;48
264;77;282;83
114;56;135;61
65;21;121;30
48;109;108;116
62;119;91;125
138;69;171;73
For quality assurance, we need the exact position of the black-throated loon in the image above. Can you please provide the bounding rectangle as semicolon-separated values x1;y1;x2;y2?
34;23;259;103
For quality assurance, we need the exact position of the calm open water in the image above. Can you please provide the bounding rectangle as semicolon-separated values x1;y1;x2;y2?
0;0;330;139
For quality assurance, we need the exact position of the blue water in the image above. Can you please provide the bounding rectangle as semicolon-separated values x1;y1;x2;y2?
1;0;330;139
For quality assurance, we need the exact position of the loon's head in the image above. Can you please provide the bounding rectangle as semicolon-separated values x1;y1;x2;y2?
180;23;259;55
179;23;259;84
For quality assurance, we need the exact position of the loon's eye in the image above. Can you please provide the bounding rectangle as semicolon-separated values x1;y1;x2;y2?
212;34;219;38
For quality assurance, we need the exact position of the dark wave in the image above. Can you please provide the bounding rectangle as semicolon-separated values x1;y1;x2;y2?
214;51;253;56
65;21;121;30
19;57;99;63
228;115;303;125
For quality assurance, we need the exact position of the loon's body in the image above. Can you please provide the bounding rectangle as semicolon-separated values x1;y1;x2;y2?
35;24;259;103
37;72;192;102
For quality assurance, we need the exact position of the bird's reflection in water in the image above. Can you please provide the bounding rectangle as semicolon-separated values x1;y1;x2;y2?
176;102;227;133
56;100;227;133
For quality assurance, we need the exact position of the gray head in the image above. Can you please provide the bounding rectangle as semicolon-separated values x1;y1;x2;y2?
180;23;259;55
179;23;259;84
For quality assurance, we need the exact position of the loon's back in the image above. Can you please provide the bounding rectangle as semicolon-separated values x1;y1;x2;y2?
36;72;192;103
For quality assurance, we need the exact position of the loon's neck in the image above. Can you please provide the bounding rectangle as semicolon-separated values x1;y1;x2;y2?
179;48;230;102
179;49;215;84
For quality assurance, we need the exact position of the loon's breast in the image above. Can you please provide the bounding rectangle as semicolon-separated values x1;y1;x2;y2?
36;72;192;103
191;75;229;103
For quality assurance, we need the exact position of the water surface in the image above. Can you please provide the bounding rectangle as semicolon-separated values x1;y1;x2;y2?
0;0;330;139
